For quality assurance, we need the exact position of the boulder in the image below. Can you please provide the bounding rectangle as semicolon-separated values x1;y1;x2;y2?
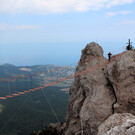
98;113;135;135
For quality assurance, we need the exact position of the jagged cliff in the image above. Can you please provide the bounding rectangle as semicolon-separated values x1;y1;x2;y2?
65;42;115;135
33;42;135;135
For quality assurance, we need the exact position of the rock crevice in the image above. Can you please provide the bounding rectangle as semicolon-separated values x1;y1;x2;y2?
105;77;117;114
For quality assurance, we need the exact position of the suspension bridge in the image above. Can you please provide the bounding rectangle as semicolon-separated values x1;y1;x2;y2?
0;45;128;133
0;46;125;100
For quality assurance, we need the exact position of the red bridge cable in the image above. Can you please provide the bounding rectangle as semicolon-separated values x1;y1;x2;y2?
0;46;125;82
0;51;125;100
0;57;101;83
0;65;75;82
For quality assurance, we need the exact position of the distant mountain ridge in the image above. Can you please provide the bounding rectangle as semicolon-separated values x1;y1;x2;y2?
0;63;75;78
0;63;26;78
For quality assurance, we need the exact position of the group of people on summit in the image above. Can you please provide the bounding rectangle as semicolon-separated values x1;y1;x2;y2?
108;39;133;62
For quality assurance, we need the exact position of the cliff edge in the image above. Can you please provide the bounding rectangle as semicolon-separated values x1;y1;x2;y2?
32;42;135;135
66;42;135;135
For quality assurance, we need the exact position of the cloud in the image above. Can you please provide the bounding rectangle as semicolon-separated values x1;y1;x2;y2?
0;0;134;14
107;0;134;8
14;25;41;30
0;23;41;31
115;20;135;25
105;10;132;17
0;23;6;30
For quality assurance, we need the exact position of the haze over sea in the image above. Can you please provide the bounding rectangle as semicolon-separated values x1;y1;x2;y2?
0;0;135;66
0;41;133;66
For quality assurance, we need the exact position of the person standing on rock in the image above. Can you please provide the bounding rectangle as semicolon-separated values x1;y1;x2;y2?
108;52;112;62
126;39;133;50
126;45;130;50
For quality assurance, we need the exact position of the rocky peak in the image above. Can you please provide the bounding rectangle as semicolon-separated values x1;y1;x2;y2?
78;42;105;72
82;42;103;57
65;42;135;135
65;42;114;135
32;42;135;135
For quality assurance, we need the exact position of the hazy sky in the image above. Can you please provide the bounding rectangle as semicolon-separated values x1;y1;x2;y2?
0;0;135;66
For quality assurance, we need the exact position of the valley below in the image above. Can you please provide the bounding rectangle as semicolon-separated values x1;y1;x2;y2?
0;64;76;135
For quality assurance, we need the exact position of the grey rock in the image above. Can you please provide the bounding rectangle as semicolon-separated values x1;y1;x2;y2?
98;113;135;135
65;42;115;135
105;50;135;114
65;43;135;135
31;42;135;135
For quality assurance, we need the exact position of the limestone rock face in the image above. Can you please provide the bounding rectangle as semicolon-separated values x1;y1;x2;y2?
65;43;135;135
105;51;135;114
32;42;135;135
65;42;116;135
98;113;135;135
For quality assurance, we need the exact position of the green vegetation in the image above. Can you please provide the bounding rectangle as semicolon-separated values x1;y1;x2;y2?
0;64;75;135
0;86;69;135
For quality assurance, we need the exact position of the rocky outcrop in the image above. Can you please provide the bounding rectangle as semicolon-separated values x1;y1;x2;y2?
98;113;135;135
105;50;135;114
65;42;135;135
65;42;116;135
32;42;135;135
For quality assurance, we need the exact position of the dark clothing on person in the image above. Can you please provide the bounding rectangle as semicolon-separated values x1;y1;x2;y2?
126;39;132;51
126;45;131;50
108;52;112;62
